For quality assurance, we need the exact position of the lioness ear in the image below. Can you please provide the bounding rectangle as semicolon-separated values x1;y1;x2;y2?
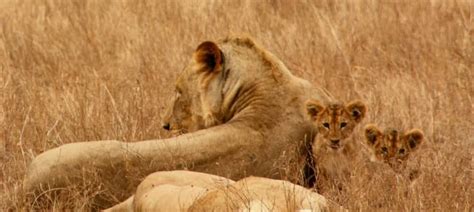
365;124;382;146
305;100;324;120
346;100;367;123
194;41;224;73
404;129;424;152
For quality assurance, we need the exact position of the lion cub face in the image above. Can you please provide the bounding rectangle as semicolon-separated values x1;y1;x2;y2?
306;100;367;151
365;124;424;166
162;41;225;134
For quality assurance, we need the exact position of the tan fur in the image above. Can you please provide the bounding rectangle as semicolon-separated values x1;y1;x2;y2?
103;171;233;212
305;100;367;191
364;124;425;180
104;171;330;212
24;37;333;206
189;176;329;211
103;196;134;212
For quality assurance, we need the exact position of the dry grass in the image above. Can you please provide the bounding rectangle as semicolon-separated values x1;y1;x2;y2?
1;0;472;210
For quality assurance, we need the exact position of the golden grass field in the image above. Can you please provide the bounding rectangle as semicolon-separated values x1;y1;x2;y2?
1;0;472;210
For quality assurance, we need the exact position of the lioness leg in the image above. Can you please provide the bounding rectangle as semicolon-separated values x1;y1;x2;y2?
24;124;261;207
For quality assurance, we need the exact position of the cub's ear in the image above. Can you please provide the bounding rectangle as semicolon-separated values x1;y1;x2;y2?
305;100;324;120
346;100;367;123
404;129;424;151
365;124;382;146
194;41;224;73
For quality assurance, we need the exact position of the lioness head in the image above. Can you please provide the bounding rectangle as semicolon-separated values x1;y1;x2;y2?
364;124;424;164
162;41;225;134
306;100;367;151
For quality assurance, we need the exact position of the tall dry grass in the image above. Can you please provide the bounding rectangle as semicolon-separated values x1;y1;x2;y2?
1;0;472;210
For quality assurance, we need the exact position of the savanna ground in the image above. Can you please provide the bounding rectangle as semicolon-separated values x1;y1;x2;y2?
1;0;472;210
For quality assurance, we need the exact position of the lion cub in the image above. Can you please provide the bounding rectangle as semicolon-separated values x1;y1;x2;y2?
364;124;424;180
305;100;367;191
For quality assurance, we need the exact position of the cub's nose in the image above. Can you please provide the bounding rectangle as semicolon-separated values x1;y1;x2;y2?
162;123;171;131
330;139;340;145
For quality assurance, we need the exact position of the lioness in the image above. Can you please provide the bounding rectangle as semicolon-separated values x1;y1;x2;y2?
305;100;367;191
104;171;235;212
104;171;330;212
364;124;424;180
24;37;332;207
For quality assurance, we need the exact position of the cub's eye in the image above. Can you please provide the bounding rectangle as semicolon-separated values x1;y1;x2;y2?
399;149;405;154
340;122;347;128
322;123;330;129
381;147;388;153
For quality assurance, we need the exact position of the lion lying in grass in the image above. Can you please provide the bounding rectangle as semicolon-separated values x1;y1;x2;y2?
24;37;334;207
104;170;330;211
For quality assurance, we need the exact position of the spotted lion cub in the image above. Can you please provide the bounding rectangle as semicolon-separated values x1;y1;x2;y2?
305;100;367;191
364;124;424;180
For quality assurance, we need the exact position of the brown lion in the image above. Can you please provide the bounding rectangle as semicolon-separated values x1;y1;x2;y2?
364;124;424;180
104;171;330;211
104;171;235;212
364;124;424;166
24;37;333;207
305;100;367;191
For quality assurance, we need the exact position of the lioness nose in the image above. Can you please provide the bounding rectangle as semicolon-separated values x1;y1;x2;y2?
330;139;340;145
162;123;171;131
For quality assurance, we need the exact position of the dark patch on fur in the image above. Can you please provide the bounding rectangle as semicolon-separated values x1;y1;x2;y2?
302;137;317;188
195;41;223;72
409;138;417;149
366;130;377;144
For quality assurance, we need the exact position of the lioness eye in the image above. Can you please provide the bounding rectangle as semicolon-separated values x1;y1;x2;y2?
340;122;347;128
323;123;330;129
